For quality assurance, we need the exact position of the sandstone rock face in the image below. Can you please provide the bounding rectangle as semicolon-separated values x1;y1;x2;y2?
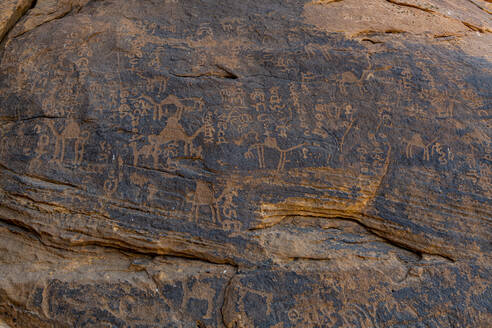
0;0;491;327
0;0;33;41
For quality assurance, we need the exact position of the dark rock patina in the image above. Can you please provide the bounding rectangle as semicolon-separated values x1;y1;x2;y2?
0;0;491;327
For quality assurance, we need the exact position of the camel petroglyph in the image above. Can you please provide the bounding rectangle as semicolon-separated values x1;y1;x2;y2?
46;119;89;165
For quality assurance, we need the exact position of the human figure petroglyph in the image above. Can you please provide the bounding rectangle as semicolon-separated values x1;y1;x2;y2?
336;104;358;152
294;76;315;134
374;108;393;134
46;119;89;165
344;104;355;121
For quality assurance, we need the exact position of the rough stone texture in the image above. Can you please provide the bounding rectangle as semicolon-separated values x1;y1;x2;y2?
0;0;34;41
0;0;490;327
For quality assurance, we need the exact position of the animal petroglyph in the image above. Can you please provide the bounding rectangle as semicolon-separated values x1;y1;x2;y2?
130;140;156;166
188;180;221;224
131;95;205;166
46;119;89;165
336;67;376;95
246;131;306;171
137;73;168;95
185;179;240;224
149;94;204;121
305;43;331;61
403;134;438;161
148;113;204;159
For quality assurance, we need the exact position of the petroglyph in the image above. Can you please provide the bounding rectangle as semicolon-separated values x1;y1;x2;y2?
45;119;89;165
403;134;438;161
0;0;490;326
245;131;307;171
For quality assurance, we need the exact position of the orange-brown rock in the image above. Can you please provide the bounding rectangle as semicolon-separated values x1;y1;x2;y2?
0;0;490;327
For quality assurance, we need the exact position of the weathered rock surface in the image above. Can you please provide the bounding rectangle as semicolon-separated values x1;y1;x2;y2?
0;0;33;41
0;0;490;327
